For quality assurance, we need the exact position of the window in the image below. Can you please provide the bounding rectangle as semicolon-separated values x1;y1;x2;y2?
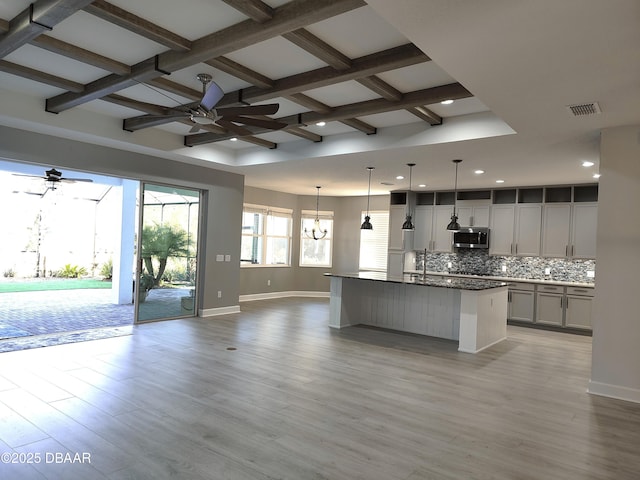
300;210;333;267
359;211;389;271
241;205;292;266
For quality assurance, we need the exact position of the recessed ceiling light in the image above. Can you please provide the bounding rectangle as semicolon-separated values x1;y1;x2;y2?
230;137;238;142
593;173;601;179
474;170;485;175
440;99;454;105
495;179;505;184
316;121;326;127
396;175;404;180
582;161;595;167
418;184;426;188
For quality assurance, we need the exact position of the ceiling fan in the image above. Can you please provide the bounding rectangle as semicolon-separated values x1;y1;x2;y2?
13;168;93;191
148;73;287;135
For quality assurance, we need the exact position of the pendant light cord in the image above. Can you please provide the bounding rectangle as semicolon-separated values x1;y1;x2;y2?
366;168;372;216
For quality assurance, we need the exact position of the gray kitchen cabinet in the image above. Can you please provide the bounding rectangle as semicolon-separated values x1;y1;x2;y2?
387;251;404;277
412;205;434;250
489;205;515;255
536;285;564;326
571;204;597;259
388;205;409;250
565;287;594;329
432;206;454;252
542;203;597;259
490;204;542;256
457;205;490;227
508;282;535;323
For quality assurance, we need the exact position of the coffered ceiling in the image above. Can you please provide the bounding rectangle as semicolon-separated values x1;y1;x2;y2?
0;0;638;196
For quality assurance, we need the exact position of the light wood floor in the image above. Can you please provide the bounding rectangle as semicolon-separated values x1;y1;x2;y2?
0;297;638;479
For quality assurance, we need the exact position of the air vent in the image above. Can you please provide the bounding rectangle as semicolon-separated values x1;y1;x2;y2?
567;102;601;116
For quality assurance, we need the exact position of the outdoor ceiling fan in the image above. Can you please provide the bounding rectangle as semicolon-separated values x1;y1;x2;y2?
13;168;93;191
145;73;287;135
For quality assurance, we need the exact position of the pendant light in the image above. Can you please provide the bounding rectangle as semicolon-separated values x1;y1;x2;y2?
446;159;462;231
401;163;416;231
305;186;328;240
360;167;374;230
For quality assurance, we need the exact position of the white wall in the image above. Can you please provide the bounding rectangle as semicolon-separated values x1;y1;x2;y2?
589;125;640;402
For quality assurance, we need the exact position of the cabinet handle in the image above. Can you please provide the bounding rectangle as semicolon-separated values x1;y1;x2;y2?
510;243;514;254
565;245;569;257
514;244;518;254
571;245;575;257
560;297;563;308
573;289;588;293
566;298;569;309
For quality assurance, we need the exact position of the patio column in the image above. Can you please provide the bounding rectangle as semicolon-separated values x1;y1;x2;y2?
111;179;137;305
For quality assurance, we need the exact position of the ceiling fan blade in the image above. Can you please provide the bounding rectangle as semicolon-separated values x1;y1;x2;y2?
12;173;45;179
61;178;93;183
200;81;224;111
216;103;280;116
189;123;201;133
216;119;253;137
224;115;287;130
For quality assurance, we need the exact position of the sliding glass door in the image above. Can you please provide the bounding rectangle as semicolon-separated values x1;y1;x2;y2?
135;183;200;323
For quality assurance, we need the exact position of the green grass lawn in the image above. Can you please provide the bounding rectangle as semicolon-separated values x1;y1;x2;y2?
0;278;112;293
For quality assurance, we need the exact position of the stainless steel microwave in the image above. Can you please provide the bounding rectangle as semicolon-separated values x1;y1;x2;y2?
453;227;490;249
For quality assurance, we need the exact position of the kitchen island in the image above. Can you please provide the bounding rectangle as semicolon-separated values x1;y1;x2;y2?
328;272;509;354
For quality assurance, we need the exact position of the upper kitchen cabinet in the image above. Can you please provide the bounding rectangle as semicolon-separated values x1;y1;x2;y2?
489;204;542;256
413;205;454;252
541;186;598;259
457;206;490;227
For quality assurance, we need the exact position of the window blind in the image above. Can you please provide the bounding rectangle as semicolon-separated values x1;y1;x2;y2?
359;211;389;271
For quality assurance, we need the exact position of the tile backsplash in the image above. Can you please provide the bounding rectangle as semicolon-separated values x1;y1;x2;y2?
410;249;595;284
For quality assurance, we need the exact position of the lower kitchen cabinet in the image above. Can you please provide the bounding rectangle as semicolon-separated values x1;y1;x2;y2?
565;287;594;330
508;283;535;323
535;285;564;326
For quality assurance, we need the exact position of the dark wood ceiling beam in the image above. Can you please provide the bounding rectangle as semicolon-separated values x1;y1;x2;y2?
83;0;192;52
340;118;376;134
407;105;442;125
0;0;94;58
145;77;202;102
242;43;428;102
286;127;322;142
159;0;365;72
0;59;83;92
286;93;332;113
102;94;172;116
0;18;9;34
234;136;277;149
221;0;274;22
47;0;364;113
30;35;131;75
285;93;374;134
357;76;402;101
185;83;471;146
283;29;351;70
205;56;274;89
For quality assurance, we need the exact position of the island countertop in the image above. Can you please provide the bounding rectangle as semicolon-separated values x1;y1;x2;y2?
326;271;508;291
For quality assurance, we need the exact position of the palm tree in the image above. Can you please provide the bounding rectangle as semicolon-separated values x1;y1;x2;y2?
140;224;191;287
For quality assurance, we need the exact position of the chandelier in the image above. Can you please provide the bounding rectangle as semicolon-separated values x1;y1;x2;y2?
304;186;328;240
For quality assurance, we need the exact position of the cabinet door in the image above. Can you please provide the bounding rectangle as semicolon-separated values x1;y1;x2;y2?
387;251;404;277
542;204;571;257
509;290;535;322
413;206;434;250
489;205;515;255
536;292;564;326
432;206;453;252
457;206;490;227
514;204;542;256
571;203;597;259
565;295;592;330
388;205;407;250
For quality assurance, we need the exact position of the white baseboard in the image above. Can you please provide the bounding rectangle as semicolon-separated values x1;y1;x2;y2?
587;380;640;404
199;305;241;317
240;291;329;302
